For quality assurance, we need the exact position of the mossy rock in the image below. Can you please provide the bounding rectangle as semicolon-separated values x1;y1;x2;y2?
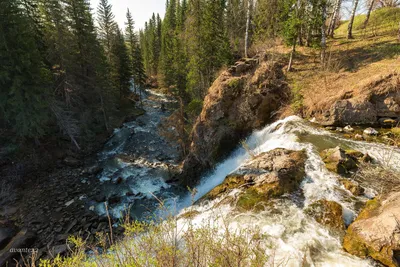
202;175;246;201
201;149;307;212
339;179;365;196
320;147;359;175
305;200;346;230
343;192;400;267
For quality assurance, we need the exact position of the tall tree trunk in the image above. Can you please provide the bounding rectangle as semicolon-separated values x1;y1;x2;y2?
244;0;252;58
321;2;327;68
362;0;375;29
347;0;359;39
287;38;296;72
328;0;342;37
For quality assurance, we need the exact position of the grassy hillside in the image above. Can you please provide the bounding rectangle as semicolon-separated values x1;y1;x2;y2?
284;7;400;117
336;7;400;37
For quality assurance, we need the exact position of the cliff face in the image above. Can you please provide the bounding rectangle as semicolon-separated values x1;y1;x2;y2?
181;58;289;186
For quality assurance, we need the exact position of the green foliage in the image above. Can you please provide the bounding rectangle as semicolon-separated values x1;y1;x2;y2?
185;99;203;118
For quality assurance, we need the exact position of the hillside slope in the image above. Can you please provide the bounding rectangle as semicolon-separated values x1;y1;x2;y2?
285;7;400;125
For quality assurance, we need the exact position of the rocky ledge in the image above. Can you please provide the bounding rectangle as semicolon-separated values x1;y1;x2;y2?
200;148;307;211
314;73;400;126
181;57;289;186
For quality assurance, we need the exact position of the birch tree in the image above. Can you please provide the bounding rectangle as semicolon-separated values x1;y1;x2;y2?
327;0;342;37
347;0;359;39
244;0;253;58
363;0;376;28
321;1;327;67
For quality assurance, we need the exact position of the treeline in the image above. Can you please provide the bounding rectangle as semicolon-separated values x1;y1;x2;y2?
140;0;397;105
140;0;332;104
0;0;145;148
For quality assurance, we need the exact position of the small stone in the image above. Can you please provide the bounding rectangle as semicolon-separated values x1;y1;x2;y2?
344;125;354;132
325;127;336;131
336;127;344;133
65;199;75;207
89;206;95;211
363;127;378;136
354;134;363;140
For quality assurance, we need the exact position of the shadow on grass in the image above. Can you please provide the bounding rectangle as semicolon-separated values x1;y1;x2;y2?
338;39;400;72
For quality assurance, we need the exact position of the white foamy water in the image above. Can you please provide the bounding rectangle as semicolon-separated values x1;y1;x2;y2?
174;116;400;266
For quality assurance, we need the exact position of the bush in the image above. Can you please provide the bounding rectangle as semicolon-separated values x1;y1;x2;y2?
34;210;273;267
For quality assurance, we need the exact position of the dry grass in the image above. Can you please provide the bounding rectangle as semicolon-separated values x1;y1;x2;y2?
280;7;400;118
31;208;278;267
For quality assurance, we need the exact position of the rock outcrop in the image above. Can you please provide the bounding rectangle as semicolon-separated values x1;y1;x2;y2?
201;149;307;211
315;73;400;126
181;58;289;186
343;190;400;267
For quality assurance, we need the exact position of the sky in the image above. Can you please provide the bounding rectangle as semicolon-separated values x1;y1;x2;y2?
90;0;166;30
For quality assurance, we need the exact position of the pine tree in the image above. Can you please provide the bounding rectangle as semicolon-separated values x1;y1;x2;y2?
97;0;117;61
0;0;52;139
125;9;146;93
111;27;132;100
64;0;113;130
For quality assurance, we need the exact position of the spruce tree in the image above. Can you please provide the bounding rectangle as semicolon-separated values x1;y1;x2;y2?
125;9;146;92
111;27;132;100
97;0;117;61
0;0;52;139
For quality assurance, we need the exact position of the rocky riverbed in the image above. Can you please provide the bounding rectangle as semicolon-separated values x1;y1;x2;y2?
0;90;181;265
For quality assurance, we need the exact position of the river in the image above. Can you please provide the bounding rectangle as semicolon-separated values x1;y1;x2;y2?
90;90;400;266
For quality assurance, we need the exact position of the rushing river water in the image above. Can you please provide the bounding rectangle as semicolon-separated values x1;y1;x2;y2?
91;90;400;266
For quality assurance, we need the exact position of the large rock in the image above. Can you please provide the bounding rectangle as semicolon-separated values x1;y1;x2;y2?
315;73;400;126
202;149;307;211
343;191;400;267
181;58;289;186
305;200;345;230
320;147;358;175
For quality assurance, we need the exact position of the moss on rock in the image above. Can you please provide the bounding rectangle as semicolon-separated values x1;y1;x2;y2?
343;192;400;267
201;149;307;212
305;200;346;230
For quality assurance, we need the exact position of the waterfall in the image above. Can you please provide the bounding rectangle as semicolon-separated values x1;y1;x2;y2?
174;116;400;266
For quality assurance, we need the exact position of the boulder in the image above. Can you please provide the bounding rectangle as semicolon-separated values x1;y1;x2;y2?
320;147;358;175
343;191;400;267
363;127;378;136
181;58;289;186
202;149;307;211
305;200;345;230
